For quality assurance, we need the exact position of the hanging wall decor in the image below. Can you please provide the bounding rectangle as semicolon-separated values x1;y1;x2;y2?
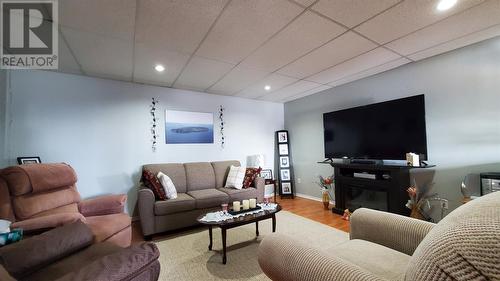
219;105;225;148
150;98;159;152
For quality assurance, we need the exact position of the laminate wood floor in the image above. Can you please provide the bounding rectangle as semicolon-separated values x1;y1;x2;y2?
132;196;349;243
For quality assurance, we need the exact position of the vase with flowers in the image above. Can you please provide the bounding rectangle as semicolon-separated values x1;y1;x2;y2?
316;175;335;210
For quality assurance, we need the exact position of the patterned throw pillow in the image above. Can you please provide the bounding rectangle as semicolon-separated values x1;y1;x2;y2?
157;172;177;199
142;169;167;200
243;167;262;188
225;165;246;190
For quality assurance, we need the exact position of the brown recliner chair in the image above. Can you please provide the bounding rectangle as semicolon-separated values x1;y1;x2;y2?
0;221;160;281
0;163;131;247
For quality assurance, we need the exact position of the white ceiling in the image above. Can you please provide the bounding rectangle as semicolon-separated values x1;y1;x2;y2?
56;0;500;103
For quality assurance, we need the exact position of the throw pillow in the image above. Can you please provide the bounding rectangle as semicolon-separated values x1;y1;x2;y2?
243;167;262;188
157;172;177;199
225;165;246;190
142;169;167;200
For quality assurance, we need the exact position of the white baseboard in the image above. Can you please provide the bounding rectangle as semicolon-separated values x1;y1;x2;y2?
295;193;335;205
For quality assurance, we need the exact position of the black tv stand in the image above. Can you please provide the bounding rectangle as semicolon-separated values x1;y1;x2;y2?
350;159;381;165
318;161;435;216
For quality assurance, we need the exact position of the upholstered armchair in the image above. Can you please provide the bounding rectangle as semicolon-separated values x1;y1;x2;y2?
258;191;500;281
0;163;131;247
0;221;160;281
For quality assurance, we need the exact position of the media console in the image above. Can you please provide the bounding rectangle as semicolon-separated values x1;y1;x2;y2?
319;161;435;216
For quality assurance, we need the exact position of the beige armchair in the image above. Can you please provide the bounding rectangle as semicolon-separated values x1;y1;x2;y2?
258;191;500;281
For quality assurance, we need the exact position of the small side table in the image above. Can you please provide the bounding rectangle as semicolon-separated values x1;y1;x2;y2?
265;179;278;202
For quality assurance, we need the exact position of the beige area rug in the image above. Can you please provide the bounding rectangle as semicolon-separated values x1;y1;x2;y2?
155;211;349;281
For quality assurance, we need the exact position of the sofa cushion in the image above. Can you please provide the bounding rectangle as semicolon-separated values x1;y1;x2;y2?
330;239;410;280
225;165;246;190
143;163;187;193
142;170;167;201
187;189;229;209
157;172;177;199
243;167;261;188
85;213;131;244
154;193;195;215
184;162;216;191
217;187;257;202
211;161;240;188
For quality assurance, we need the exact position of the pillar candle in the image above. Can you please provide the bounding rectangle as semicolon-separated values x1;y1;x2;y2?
249;198;257;208
233;201;240;211
242;200;250;210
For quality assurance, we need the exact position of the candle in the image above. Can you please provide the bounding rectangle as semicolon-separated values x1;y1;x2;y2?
249;198;257;208
242;200;250;210
233;201;240;212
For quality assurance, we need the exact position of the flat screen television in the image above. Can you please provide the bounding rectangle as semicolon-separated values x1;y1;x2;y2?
323;94;427;161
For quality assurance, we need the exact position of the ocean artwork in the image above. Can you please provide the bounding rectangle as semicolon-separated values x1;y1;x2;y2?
165;110;214;144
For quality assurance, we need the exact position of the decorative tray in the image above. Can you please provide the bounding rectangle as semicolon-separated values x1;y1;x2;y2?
228;205;262;216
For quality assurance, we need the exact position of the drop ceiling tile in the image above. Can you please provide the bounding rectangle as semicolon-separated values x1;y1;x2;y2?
408;24;500;61
259;80;323;102
61;27;133;81
355;0;485;44
57;34;82;75
135;0;227;55
312;0;401;28
196;0;303;64
292;0;317;7
240;11;346;71
236;73;298;99
207;65;270;95
282;85;332;102
329;57;410;87
133;43;190;87
307;47;401;84
278;31;377;78
173;57;234;92
387;0;500;56
59;0;136;41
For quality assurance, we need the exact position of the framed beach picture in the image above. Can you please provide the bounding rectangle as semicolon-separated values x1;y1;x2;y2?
281;182;292;194
277;131;288;143
165;110;214;144
260;169;273;180
280;169;291;181
279;156;289;168
278;144;289;155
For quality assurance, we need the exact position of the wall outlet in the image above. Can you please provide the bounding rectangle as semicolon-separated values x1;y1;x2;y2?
297;178;301;184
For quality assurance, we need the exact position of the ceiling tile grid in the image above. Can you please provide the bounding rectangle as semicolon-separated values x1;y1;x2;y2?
236;73;298;99
53;0;499;103
355;0;485;44
306;47;401;84
239;11;347;71
195;0;304;64
277;31;378;78
311;0;402;28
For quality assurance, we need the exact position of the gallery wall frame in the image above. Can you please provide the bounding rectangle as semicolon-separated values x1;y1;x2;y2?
275;130;294;198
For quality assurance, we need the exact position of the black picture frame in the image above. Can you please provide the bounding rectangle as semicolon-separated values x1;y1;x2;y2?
260;169;273;180
17;157;41;165
281;182;292;194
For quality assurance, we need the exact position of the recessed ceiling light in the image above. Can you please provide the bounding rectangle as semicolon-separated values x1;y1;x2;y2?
154;64;165;72
437;0;457;11
264;85;271;91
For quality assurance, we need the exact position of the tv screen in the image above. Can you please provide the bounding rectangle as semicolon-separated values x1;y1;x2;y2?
323;95;427;160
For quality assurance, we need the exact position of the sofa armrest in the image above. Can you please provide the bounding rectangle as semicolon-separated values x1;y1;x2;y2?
0;221;93;279
78;194;126;217
254;177;265;202
11;212;86;233
350;208;435;256
258;234;383;281
138;187;155;237
55;242;160;281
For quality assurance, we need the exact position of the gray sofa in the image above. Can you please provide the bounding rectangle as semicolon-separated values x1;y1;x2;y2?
138;160;265;238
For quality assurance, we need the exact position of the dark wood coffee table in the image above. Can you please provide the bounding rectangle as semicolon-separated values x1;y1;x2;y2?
197;204;281;264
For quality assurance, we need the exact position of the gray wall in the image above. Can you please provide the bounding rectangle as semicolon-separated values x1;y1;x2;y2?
285;37;500;217
5;70;284;214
